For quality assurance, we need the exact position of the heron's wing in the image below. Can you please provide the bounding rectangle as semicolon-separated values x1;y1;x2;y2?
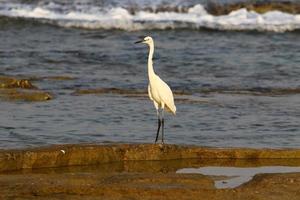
148;84;154;101
156;77;176;115
148;84;159;111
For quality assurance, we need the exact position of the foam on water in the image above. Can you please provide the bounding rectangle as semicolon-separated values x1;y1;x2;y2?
1;3;300;32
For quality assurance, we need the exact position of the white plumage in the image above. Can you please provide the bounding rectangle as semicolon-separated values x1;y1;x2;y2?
136;36;176;144
148;75;176;115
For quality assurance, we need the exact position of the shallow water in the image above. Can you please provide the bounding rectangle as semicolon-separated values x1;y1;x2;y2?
5;157;300;190
0;1;300;149
177;166;300;188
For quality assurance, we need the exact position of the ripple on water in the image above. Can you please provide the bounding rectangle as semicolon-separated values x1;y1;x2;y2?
1;26;300;149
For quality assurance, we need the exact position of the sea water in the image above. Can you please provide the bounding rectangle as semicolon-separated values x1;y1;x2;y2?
0;0;299;149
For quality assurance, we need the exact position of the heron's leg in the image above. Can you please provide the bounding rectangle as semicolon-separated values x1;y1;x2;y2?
161;108;165;144
155;109;161;144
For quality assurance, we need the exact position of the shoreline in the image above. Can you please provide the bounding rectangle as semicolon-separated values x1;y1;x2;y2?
1;143;300;172
1;144;300;199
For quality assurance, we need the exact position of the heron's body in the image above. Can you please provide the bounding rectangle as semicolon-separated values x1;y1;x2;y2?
136;36;176;144
148;76;176;114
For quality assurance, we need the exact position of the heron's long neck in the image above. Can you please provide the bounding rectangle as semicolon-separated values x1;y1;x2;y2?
147;42;155;81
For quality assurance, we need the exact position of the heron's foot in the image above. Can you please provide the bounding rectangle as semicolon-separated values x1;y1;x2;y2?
154;140;164;146
160;140;164;147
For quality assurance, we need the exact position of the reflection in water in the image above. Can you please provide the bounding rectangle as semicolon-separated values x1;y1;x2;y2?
177;166;300;189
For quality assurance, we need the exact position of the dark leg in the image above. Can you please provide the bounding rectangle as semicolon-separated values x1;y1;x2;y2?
161;118;164;144
161;108;165;144
155;118;161;143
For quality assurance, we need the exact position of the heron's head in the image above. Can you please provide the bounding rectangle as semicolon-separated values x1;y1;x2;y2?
135;36;153;45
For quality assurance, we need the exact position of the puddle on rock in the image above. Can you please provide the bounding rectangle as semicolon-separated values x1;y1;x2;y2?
177;166;300;189
3;157;300;191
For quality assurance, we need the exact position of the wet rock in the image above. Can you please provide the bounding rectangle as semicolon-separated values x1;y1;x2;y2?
130;2;300;16
73;88;147;95
0;144;300;199
199;87;300;96
72;88;191;96
74;87;300;98
0;76;38;89
43;75;76;81
1;144;300;172
206;1;300;15
28;75;76;81
0;172;215;199
0;76;52;101
1;172;299;199
0;88;52;101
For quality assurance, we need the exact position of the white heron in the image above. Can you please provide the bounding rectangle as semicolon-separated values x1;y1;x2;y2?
135;36;176;144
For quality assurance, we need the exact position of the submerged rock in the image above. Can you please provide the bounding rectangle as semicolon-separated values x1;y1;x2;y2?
73;88;191;96
200;87;300;96
0;76;52;101
28;75;76;81
73;88;147;95
0;88;52;101
0;76;38;89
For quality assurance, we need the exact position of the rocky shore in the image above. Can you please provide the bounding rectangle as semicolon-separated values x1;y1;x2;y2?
0;76;52;101
0;144;300;199
2;74;299;104
142;1;300;15
206;1;300;15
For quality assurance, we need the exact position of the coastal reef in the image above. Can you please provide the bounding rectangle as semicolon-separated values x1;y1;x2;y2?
0;76;52;101
0;144;300;199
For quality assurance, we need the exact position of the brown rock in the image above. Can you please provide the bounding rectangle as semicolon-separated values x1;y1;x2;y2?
200;87;300;96
43;75;76;81
0;76;38;89
1;144;300;199
0;88;52;101
72;88;191;96
0;76;52;101
206;2;300;15
1;144;300;172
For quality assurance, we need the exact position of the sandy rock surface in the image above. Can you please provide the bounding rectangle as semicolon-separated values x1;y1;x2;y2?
0;144;300;199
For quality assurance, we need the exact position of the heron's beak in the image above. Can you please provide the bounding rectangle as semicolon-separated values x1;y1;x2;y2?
135;40;144;44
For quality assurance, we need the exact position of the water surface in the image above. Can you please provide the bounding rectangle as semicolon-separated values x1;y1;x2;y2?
177;166;300;188
0;0;300;149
